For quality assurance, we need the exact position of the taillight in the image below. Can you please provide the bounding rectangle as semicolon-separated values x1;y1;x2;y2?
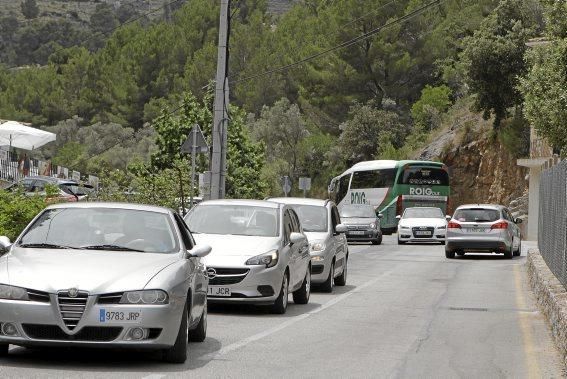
448;221;461;229
491;221;508;229
396;195;403;216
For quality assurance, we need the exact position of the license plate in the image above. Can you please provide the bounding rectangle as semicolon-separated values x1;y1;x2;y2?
469;228;487;233
208;286;231;297
414;231;432;236
349;231;365;235
99;309;142;324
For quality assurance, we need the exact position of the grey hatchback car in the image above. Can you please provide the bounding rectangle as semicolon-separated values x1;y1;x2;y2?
268;198;348;293
445;204;522;259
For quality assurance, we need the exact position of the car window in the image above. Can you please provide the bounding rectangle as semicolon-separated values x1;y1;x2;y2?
33;180;46;192
453;208;500;222
174;213;194;250
20;179;35;191
290;205;327;232
283;210;292;243
336;174;351;204
289;209;301;233
331;206;340;228
403;208;444;219
340;204;375;218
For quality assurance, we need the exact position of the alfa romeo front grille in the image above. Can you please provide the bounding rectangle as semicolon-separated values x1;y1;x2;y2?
57;291;88;330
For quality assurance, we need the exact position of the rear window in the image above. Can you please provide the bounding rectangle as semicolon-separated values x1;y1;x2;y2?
453;209;500;222
398;166;448;186
351;169;397;189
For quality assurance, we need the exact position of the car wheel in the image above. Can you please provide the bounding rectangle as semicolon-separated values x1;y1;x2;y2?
0;344;8;357
271;273;289;314
162;301;189;363
504;245;513;259
440;241;446;245
293;268;311;304
189;299;207;342
514;241;522;257
321;261;335;293
335;257;347;286
445;249;455;259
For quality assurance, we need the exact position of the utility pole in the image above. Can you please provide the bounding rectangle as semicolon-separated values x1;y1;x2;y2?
210;0;230;199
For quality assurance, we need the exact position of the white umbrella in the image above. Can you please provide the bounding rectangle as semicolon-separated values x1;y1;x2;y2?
0;120;56;150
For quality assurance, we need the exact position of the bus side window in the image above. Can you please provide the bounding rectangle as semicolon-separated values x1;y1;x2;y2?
336;174;350;204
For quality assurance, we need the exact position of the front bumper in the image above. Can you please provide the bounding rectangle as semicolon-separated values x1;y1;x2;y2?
345;229;381;242
0;296;184;349
398;227;446;243
207;265;283;304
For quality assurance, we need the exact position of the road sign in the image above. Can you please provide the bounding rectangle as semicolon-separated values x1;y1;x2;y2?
282;176;291;196
298;177;311;190
181;124;209;154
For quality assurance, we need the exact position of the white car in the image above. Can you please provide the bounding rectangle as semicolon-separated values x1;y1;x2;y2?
185;200;311;314
397;207;449;245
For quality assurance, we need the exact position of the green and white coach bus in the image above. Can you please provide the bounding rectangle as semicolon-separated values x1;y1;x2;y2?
329;160;450;234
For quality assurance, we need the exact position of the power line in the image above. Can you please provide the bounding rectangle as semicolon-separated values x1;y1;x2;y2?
5;0;184;71
339;0;399;29
230;0;443;85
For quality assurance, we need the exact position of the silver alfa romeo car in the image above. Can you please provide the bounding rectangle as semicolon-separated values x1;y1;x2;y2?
185;199;311;314
0;202;211;363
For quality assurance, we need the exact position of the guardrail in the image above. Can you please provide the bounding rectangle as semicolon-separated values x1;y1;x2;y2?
538;160;567;289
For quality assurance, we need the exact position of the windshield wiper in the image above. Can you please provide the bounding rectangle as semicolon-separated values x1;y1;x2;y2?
19;243;78;249
80;244;144;252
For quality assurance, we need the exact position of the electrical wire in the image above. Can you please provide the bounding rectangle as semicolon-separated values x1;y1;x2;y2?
230;0;443;85
339;0;399;29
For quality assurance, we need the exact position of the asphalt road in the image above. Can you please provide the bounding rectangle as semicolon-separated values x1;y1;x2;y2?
1;235;563;378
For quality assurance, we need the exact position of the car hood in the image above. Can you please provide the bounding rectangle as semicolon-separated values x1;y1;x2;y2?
193;234;280;266
3;248;180;294
341;217;375;225
399;218;447;227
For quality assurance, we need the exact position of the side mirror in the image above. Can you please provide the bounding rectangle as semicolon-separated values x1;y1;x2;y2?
377;213;384;219
445;215;452;221
0;236;12;254
335;224;347;234
514;218;523;224
289;232;306;245
187;244;211;258
395;215;401;220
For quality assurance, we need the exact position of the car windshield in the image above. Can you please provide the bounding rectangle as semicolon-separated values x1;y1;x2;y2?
403;208;444;219
340;205;376;218
18;208;178;253
290;205;328;232
185;205;279;237
454;208;500;222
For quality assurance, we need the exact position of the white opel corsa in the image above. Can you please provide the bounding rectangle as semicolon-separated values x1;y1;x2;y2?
0;203;211;363
185;200;311;314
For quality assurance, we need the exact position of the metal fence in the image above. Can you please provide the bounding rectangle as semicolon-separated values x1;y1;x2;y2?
539;160;567;288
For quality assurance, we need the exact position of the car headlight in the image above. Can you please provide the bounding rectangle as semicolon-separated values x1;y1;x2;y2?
310;242;326;252
369;222;377;229
311;255;325;262
0;284;29;301
399;225;410;230
245;250;278;268
119;290;168;305
437;225;447;230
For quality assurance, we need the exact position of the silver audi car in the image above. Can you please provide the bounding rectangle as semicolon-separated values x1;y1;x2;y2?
445;204;522;259
185;199;311;314
0;203;211;363
268;198;348;292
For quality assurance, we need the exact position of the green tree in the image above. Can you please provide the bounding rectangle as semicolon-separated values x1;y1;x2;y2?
21;0;39;20
90;3;119;34
461;0;538;129
411;85;452;131
519;39;567;155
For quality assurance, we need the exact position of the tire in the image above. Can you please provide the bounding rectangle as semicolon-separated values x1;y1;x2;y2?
514;241;522;257
440;241;446;246
445;249;455;259
372;234;382;245
188;299;207;342
335;257;347;286
0;344;8;357
162;301;189;363
504;245;513;259
292;268;311;304
271;273;289;314
321;260;335;293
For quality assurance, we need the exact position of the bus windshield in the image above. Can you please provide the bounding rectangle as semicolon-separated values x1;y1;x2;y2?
351;169;397;189
398;166;448;186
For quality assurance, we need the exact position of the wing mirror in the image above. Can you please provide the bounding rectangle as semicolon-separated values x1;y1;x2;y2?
514;218;523;224
335;223;347;234
289;232;306;245
187;244;212;258
377;213;384;219
445;215;452;221
0;236;12;254
395;215;401;220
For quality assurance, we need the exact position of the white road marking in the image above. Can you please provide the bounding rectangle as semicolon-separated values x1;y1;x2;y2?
200;269;393;362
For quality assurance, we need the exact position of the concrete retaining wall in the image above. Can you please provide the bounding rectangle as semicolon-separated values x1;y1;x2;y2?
527;249;567;365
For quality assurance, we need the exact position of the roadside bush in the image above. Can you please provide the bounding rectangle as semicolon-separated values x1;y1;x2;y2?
0;190;47;241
